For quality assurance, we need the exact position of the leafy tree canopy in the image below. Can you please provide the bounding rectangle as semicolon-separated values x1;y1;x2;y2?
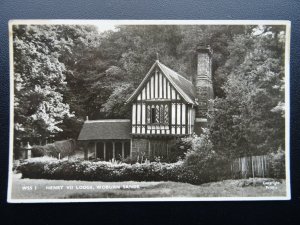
210;26;286;157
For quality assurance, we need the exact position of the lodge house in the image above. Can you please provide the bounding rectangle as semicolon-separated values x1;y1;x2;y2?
78;45;214;161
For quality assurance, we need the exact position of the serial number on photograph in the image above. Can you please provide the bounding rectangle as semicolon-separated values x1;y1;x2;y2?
21;184;140;191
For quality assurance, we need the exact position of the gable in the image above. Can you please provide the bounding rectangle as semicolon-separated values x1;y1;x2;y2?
126;60;197;104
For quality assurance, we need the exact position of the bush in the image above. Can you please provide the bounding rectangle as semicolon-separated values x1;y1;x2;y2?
16;156;58;178
268;147;285;179
18;131;235;184
17;157;209;184
167;137;192;162
31;139;77;158
31;145;44;157
183;129;231;183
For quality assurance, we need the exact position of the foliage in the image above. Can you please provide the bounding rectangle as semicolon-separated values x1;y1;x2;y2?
177;25;254;97
268;147;286;179
18;159;193;183
18;131;231;184
17;154;231;184
31;139;77;158
102;83;135;118
30;145;45;157
19;137;284;183
210;27;286;158
183;130;231;183
167;136;193;162
13;25;74;142
13;24;101;155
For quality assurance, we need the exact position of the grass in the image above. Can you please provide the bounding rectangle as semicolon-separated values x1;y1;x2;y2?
10;173;286;200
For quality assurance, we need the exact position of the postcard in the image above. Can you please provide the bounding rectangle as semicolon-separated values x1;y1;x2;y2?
7;20;291;202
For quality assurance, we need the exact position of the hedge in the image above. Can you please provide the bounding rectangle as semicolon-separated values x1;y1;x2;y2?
17;158;224;184
17;153;285;185
31;139;76;158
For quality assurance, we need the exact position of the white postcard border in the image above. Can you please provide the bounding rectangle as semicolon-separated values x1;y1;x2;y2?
7;20;291;203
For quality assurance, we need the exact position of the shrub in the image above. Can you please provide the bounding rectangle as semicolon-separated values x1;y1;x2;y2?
183;129;231;183
31;139;77;158
168;137;192;162
54;139;76;158
17;155;232;185
16;156;58;178
18;130;235;184
268;147;285;179
17;157;210;184
31;145;45;157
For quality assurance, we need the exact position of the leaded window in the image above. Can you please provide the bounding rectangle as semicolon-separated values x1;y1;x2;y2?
147;104;169;125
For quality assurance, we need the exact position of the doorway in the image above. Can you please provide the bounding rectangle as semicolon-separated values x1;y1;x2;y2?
150;139;169;160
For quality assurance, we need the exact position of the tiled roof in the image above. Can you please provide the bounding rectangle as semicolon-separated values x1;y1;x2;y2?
78;119;131;141
157;61;196;105
126;60;197;104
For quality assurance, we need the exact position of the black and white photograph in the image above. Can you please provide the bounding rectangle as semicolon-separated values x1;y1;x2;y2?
7;20;290;202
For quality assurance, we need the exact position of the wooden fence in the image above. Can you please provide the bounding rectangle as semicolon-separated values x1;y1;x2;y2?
231;155;269;178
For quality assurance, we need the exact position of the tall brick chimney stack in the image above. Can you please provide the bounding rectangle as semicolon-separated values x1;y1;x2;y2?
194;44;214;133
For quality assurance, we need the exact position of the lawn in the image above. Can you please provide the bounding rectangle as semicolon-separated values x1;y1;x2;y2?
10;173;286;200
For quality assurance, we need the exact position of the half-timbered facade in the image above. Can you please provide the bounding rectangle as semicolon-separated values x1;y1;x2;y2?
127;60;197;137
125;60;197;160
78;45;213;161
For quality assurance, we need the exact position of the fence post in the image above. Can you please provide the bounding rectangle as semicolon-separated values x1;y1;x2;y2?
251;156;255;178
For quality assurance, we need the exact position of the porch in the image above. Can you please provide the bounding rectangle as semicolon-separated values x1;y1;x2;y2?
86;140;131;161
77;119;132;161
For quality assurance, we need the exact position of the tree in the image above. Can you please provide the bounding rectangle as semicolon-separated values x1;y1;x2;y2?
102;83;135;118
63;24;252;124
210;26;286;158
70;25;184;120
177;25;254;97
13;25;73;144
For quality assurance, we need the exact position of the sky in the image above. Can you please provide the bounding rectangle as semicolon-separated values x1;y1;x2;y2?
95;22;117;33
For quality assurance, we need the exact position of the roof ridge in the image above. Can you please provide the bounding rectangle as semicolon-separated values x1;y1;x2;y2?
157;61;193;84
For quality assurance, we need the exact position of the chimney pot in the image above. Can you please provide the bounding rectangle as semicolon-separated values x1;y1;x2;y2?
196;44;213;56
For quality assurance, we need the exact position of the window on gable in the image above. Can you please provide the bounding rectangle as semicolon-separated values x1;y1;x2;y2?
151;107;156;123
147;104;169;125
